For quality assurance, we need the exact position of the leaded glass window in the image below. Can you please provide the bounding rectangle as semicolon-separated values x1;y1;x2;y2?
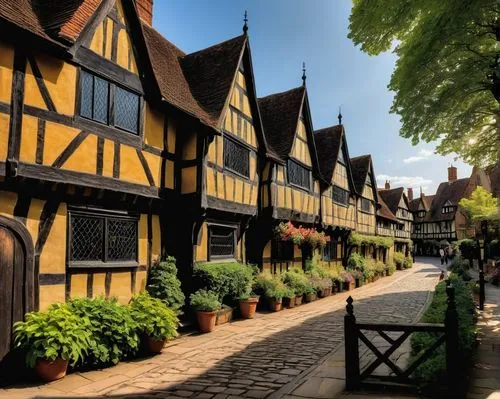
323;240;338;261
69;211;138;266
79;70;140;134
361;198;372;213
209;226;235;259
272;239;294;261
332;186;349;205
224;136;250;178
287;159;311;190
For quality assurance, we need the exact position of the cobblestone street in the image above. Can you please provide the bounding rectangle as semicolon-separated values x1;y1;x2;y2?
2;259;440;399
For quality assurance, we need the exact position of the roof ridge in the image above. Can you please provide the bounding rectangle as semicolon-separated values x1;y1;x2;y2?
258;86;305;102
143;24;186;56
183;34;246;59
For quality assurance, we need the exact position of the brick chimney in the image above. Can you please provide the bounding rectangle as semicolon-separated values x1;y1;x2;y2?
448;165;457;182
135;0;153;25
407;187;413;202
384;180;390;190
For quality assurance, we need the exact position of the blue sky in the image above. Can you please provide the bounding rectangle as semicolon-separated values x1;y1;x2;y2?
152;0;472;194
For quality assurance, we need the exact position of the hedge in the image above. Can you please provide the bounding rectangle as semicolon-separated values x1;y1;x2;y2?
348;233;394;249
410;275;476;388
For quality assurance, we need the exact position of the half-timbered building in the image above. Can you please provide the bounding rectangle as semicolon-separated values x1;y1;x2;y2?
247;85;324;272
314;124;357;268
375;194;399;262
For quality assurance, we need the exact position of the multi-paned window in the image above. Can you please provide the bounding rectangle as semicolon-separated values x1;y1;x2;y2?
332;186;349;205
417;210;426;218
441;205;455;214
79;70;140;134
287;159;311;190
223;136;250;178
271;239;294;261
323;240;340;261
68;210;138;267
360;198;372;213
209;225;236;259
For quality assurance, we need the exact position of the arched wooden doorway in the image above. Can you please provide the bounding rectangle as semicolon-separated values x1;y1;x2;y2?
0;216;36;363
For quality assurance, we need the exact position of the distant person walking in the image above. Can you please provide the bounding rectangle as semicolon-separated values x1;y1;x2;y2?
439;248;445;265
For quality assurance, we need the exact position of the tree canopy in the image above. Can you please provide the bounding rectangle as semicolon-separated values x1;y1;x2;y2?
348;0;500;166
459;186;498;222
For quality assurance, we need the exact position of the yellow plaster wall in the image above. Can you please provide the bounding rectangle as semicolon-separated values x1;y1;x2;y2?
43;122;80;165
166;119;176;153
195;223;208;262
102;139;115;177
138;214;148;265
26;198;44;245
0;41;13;103
151;214;161;263
39;203;67;274
136;270;147;292
19;115;38;164
0;190;17;218
0;113;10;161
62;134;97;174
110;272;132;304
143;152;161;187
165;160;174;189
332;163;349;189
39;285;65;312
70;274;87;298
183;134;197;160
119;145;148;185
93;273;107;297
182;166;197;194
144;103;164;149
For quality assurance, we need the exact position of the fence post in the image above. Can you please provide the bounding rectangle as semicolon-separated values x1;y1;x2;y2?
344;296;359;390
445;282;460;398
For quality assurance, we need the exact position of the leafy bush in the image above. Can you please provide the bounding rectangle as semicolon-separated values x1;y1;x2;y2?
458;239;477;261
283;269;312;296
363;258;376;280
130;292;179;341
266;279;294;300
309;276;333;292
67;297;139;366
410;275;476;386
190;290;221;312
386;261;396;275
146;257;185;312
193;262;254;304
347;253;366;269
252;271;275;296
341;270;355;283
393;252;405;269
403;256;413;269
327;264;345;284
13;303;92;368
375;260;386;274
449;256;471;280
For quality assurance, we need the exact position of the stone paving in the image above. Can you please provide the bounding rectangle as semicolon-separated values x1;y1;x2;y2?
1;259;441;399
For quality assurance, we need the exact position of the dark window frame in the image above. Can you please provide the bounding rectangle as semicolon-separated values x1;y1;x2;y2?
67;209;139;269
208;224;237;260
223;135;250;179
323;240;341;261
287;159;311;191
360;198;372;213
271;239;294;262
77;69;143;136
332;185;349;206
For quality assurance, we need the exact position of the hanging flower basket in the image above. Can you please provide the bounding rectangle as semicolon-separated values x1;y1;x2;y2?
275;221;329;249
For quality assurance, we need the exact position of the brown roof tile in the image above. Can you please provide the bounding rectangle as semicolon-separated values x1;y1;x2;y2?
377;195;399;222
427;178;469;222
350;155;372;195
314;125;343;183
258;87;305;160
377;187;404;215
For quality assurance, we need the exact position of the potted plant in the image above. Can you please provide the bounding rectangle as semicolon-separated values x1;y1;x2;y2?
283;292;296;308
283;269;309;306
265;279;290;312
13;304;91;382
190;290;221;333
130;292;179;354
304;285;317;302
341;271;355;291
239;293;260;319
317;277;333;298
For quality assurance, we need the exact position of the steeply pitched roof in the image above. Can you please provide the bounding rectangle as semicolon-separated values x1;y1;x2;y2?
314;125;343;183
377;195;399;222
377;187;405;215
350;155;373;195
427;178;470;221
258;87;305;159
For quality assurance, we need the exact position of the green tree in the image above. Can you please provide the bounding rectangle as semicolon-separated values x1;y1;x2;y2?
459;186;498;221
348;0;500;166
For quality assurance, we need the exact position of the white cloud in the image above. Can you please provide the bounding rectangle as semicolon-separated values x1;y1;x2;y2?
403;148;434;164
387;159;393;164
377;174;432;189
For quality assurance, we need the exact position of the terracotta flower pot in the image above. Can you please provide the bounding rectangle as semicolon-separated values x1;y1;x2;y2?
295;295;303;306
267;297;282;312
284;297;295;308
305;293;317;303
35;358;68;382
196;311;217;333
319;287;331;298
239;297;259;319
146;336;166;354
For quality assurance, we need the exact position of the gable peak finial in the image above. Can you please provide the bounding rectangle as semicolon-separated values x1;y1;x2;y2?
338;105;343;125
302;62;306;86
243;10;248;34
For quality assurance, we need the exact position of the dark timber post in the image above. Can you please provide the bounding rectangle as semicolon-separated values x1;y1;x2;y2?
476;237;485;310
445;282;460;399
344;296;359;390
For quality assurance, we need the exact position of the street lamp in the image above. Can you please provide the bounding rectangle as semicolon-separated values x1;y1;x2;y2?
475;229;485;311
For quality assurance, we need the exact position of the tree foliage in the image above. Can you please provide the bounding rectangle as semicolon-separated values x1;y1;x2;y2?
459;186;499;221
348;0;500;166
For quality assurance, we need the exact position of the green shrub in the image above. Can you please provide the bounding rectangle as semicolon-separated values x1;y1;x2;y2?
375;260;386;274
252;271;275;296
283;269;312;296
309;276;333;292
13;303;92;368
410;275;476;386
328;264;345;284
363;258;376;280
347;253;365;269
449;256;471;280
386;261;396;275
458;239;477;260
193;262;254;304
393;252;405;269
66;297;139;366
403;256;413;269
190;290;221;312
130;292;179;341
146;257;185;312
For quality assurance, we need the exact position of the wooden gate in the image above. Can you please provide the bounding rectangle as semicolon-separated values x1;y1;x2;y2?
344;282;459;397
0;216;36;363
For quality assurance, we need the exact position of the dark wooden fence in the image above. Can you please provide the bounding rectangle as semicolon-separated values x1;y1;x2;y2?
344;282;460;397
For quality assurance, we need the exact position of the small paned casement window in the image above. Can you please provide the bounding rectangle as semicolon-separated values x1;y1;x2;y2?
417;210;426;218
332;186;349;205
441;205;455;214
323;240;338;261
209;225;236;259
287;160;311;190
223;136;250;178
271;239;294;261
361;198;372;213
69;211;138;267
80;70;140;134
